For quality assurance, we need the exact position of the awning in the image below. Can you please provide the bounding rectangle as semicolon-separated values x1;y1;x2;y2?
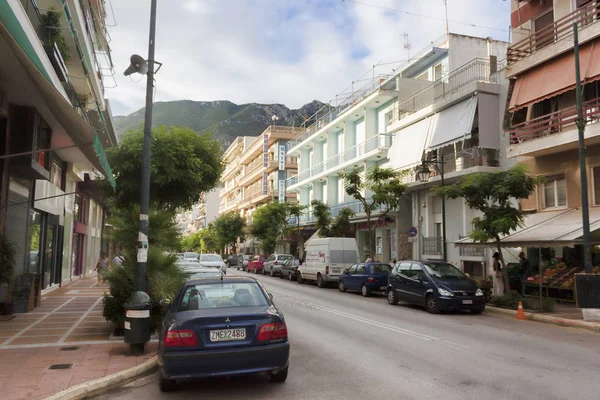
0;4;115;190
455;208;600;248
387;116;433;170
509;39;600;111
426;96;477;150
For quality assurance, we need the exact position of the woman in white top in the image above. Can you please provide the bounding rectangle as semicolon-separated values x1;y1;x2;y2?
491;252;505;297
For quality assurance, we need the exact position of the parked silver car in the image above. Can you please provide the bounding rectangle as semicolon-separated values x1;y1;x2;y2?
262;254;293;276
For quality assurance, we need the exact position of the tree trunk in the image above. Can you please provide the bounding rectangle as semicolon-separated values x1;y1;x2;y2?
366;211;375;261
496;239;510;294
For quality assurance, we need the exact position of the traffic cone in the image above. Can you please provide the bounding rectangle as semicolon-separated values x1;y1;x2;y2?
516;301;527;320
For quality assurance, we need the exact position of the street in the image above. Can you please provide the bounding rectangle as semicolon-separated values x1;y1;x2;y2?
96;270;600;400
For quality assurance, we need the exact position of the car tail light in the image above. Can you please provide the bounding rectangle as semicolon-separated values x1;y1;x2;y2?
258;323;287;341
165;329;198;347
367;277;374;283
274;261;278;265
325;266;329;275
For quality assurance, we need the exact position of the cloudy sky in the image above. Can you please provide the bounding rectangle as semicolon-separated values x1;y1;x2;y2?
105;0;510;116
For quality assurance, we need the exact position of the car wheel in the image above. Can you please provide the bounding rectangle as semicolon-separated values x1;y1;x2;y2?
262;267;267;275
426;294;441;314
297;273;304;284
159;375;177;392
270;268;275;277
270;365;288;383
387;289;398;305
338;281;346;292
279;271;284;279
471;306;485;315
317;273;325;288
288;272;294;281
361;284;371;297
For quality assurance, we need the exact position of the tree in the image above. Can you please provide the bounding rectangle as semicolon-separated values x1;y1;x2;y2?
434;164;539;288
213;211;246;252
106;126;224;211
250;201;287;254
330;207;356;237
339;166;408;258
310;200;355;237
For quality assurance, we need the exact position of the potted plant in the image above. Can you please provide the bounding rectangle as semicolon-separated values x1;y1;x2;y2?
41;7;71;62
0;232;16;315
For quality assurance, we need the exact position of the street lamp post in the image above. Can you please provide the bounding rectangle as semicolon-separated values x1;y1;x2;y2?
415;154;447;262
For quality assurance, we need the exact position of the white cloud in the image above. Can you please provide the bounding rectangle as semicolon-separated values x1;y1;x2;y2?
105;0;510;116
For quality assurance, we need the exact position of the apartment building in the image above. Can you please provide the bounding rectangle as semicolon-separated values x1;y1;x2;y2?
494;0;600;265
0;0;116;311
219;126;302;251
176;189;220;235
286;33;508;270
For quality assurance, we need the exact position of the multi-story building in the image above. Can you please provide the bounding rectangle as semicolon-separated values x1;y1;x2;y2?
488;0;600;267
0;0;116;311
176;189;220;235
219;126;302;253
286;33;508;272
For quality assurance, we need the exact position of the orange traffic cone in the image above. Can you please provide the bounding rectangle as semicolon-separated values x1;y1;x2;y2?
516;301;527;320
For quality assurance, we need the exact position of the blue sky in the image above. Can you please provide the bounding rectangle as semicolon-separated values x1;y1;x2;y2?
106;0;510;116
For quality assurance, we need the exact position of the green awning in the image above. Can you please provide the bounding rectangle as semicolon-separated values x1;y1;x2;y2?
93;133;116;190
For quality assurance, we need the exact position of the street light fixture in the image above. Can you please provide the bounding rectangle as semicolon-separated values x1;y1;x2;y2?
415;154;447;262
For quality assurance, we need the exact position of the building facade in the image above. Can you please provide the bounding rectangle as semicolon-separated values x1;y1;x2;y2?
286;33;508;270
0;0;115;312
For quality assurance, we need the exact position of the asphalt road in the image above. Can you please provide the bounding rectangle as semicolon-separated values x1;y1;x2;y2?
97;269;600;400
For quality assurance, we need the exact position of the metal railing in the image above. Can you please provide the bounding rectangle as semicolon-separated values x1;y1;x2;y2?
423;237;442;256
397;58;498;116
286;175;298;186
458;235;486;257
509;96;600;144
507;1;600;64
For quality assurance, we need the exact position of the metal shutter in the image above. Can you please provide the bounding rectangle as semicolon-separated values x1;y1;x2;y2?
5;181;30;276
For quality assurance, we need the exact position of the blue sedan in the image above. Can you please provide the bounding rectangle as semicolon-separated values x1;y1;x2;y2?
157;276;290;391
338;262;392;297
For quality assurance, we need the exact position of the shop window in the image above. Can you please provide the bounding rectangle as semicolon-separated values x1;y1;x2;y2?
50;161;63;189
541;174;567;209
593;166;600;206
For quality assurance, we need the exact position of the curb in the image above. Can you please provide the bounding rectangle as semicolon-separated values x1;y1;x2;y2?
485;306;600;333
44;355;158;400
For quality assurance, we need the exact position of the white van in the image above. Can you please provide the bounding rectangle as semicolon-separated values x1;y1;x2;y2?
298;238;359;288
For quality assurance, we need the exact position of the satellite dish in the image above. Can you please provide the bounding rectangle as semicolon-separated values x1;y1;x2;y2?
124;54;148;76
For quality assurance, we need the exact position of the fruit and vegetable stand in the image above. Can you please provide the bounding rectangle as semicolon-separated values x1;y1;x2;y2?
523;262;600;302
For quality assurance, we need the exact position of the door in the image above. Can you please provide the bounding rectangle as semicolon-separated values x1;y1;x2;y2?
348;263;366;290
390;261;413;301
42;224;56;289
406;263;430;301
342;264;358;289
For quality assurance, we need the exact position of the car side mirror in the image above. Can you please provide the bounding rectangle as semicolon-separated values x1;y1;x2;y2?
159;298;171;308
343;269;349;274
268;293;273;300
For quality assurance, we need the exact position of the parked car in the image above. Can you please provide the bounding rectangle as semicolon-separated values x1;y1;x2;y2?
247;255;266;274
186;267;223;280
279;259;300;281
198;254;227;275
238;254;252;271
387;260;485;314
263;254;293;276
298;238;359;288
338;262;392;297
225;255;239;268
183;252;199;261
157;276;289;391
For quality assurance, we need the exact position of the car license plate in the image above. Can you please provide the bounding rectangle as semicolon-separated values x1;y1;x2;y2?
379;286;387;291
331;268;342;274
210;328;246;342
462;300;473;305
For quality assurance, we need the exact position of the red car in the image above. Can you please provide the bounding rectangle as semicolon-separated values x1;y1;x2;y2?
247;255;267;274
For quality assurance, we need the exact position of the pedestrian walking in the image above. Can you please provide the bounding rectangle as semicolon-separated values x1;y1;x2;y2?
111;252;124;268
517;252;530;295
94;252;109;285
491;252;505;297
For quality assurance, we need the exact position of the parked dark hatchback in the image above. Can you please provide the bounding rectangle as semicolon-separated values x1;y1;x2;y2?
387;261;485;314
157;277;289;392
338;262;391;297
279;259;300;281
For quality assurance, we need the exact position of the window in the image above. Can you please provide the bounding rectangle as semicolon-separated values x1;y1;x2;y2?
416;70;429;81
50;161;63;189
541;174;567;209
356;264;366;274
408;264;427;280
397;261;412;276
371;264;391;274
177;282;269;311
347;265;358;274
434;63;443;81
593;166;600;205
534;9;555;49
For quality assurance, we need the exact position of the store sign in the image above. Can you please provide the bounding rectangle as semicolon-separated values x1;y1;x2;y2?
262;171;269;195
279;145;286;170
263;134;269;167
279;179;285;202
357;218;394;230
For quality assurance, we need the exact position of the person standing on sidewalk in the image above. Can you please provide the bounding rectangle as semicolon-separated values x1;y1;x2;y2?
517;252;531;295
492;252;505;297
94;252;109;285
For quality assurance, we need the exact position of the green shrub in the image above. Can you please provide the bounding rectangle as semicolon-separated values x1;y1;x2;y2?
490;290;556;312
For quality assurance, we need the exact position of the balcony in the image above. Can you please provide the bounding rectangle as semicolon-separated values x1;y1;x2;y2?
458;235;486;258
508;96;600;157
508;1;600;66
423;237;442;256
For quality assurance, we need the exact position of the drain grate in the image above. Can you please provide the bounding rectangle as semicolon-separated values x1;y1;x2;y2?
49;364;72;370
59;346;80;351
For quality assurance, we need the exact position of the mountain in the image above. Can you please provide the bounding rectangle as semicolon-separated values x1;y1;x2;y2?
113;100;325;145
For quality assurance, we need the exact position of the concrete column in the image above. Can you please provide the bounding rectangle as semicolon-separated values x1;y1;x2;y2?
299;148;310;173
299;187;310;207
327;176;337;206
365;107;376;139
382;228;391;263
313;181;323;202
327;130;338;158
313;140;324;165
344;120;356;150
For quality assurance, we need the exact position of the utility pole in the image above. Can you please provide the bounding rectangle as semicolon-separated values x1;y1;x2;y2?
573;24;593;273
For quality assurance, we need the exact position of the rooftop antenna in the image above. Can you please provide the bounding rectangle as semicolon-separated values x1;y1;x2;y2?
443;0;449;36
402;33;411;60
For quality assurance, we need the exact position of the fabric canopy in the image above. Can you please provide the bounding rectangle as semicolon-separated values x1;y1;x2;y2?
387;116;433;170
426;96;477;150
455;208;600;248
509;39;600;111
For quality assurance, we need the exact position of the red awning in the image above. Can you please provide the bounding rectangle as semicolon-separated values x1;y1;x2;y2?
509;39;600;111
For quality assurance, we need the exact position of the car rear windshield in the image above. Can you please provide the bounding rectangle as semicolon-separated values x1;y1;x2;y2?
371;263;392;273
423;263;466;279
277;255;292;261
187;271;222;280
178;282;269;311
184;253;198;259
200;254;222;262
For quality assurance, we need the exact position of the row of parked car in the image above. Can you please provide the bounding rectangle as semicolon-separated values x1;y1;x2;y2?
235;238;486;315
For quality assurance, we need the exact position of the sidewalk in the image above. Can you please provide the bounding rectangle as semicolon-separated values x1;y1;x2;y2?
0;277;157;400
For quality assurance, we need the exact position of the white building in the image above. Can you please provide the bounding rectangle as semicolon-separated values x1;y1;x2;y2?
286;33;509;274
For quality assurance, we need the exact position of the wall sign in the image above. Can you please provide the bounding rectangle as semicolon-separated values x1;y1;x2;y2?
279;145;286;170
262;171;269;195
279;179;285;202
408;226;418;237
263;134;269;167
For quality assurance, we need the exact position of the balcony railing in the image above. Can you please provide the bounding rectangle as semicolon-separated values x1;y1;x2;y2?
423;237;442;256
509;96;600;144
458;235;486;257
286;175;298;186
397;58;498;116
507;1;600;64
